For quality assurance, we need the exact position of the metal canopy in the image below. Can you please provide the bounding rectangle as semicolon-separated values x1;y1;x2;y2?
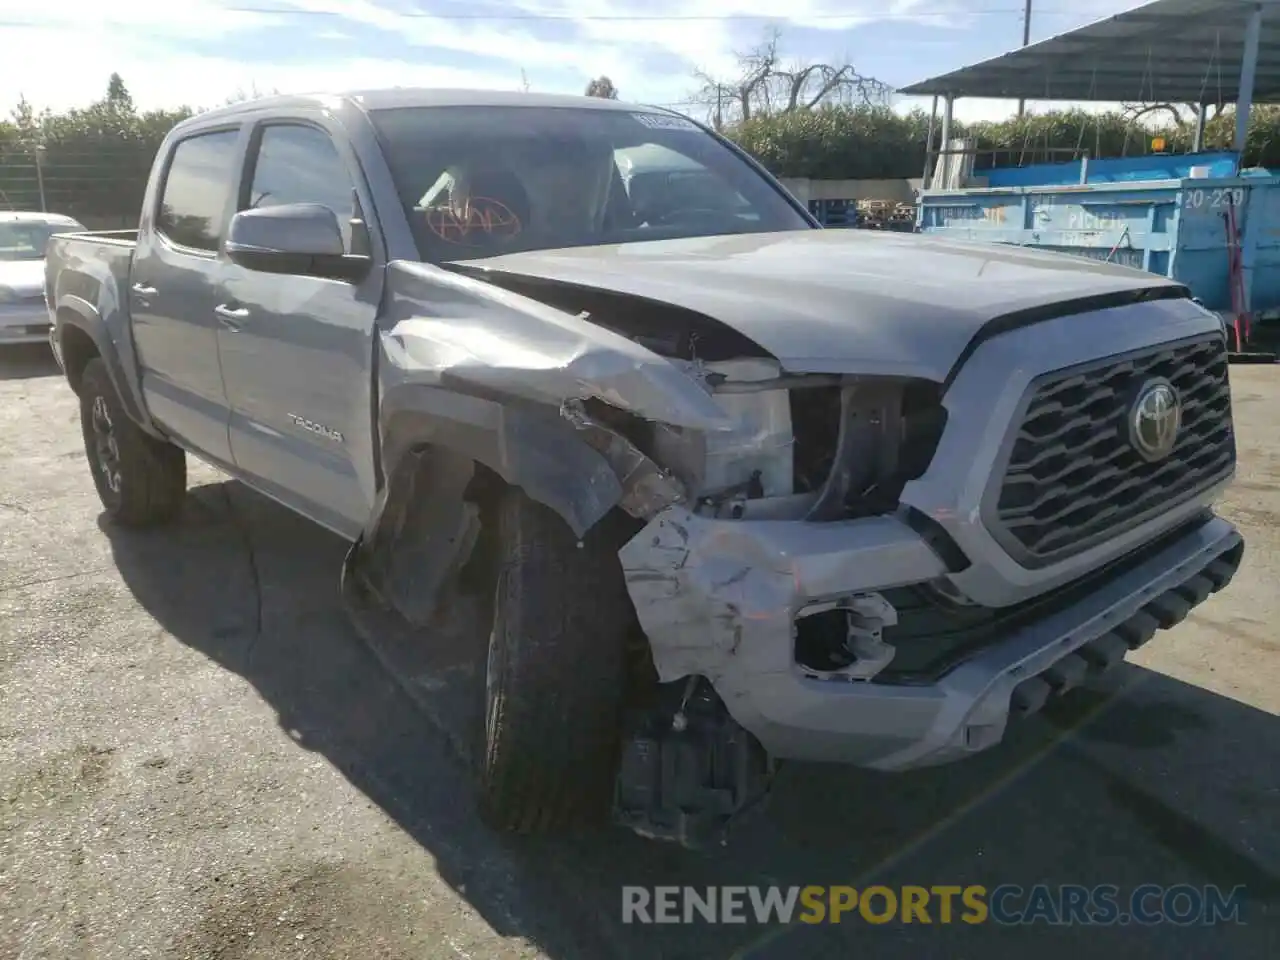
899;0;1280;104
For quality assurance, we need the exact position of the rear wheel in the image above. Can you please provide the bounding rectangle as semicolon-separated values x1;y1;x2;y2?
477;488;635;833
78;358;186;526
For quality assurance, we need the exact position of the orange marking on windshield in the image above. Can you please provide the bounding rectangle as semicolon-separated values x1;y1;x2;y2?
425;196;522;246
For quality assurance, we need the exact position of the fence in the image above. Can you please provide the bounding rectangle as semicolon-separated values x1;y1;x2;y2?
0;144;154;228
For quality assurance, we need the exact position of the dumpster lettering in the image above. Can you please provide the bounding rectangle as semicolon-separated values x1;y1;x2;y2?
1066;209;1126;231
1047;245;1144;270
1184;187;1245;211
932;206;1008;225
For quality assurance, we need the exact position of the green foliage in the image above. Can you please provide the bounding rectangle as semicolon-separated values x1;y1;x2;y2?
0;76;193;223
725;102;1280;180
1;76;1277;223
729;105;933;180
585;76;619;99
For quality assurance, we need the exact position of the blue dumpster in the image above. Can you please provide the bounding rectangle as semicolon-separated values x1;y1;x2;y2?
918;173;1280;320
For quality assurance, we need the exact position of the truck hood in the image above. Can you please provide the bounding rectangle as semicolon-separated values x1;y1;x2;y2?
0;258;45;296
451;229;1184;381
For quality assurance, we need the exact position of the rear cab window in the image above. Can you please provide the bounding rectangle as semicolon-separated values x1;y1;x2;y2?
155;129;241;252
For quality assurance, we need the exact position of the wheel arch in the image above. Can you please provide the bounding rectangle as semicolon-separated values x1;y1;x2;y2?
346;382;630;626
54;304;157;434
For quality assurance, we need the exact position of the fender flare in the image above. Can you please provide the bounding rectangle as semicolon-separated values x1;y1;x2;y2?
375;382;625;538
347;382;627;624
54;300;159;435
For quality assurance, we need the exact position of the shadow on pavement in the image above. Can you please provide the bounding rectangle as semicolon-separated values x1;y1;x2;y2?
101;479;1280;960
0;343;60;380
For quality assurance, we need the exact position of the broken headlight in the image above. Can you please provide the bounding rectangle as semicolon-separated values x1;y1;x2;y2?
651;359;797;502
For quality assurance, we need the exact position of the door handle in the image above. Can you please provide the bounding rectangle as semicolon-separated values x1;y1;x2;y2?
214;303;250;329
131;282;157;297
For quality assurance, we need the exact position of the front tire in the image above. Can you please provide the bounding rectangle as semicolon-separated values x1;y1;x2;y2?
478;488;634;833
78;358;186;526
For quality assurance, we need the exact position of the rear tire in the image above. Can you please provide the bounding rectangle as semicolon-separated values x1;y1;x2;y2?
478;488;634;833
78;357;186;526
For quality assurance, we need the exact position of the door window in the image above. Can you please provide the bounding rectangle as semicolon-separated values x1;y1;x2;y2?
155;129;241;251
245;125;355;249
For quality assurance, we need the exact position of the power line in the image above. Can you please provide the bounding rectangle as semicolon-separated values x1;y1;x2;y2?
0;6;1136;25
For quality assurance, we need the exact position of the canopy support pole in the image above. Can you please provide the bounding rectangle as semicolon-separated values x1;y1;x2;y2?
938;95;954;188
1193;103;1208;153
923;95;938;183
1234;2;1264;162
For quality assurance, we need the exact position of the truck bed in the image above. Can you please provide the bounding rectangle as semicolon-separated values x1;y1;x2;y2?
45;229;139;392
45;230;137;301
55;228;139;246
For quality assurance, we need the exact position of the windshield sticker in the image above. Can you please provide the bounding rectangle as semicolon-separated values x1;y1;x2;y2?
632;113;699;132
424;197;523;247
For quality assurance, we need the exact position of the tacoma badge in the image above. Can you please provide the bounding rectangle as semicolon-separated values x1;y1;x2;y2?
287;413;344;443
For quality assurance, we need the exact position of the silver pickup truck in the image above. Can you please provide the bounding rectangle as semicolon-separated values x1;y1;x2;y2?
46;89;1243;846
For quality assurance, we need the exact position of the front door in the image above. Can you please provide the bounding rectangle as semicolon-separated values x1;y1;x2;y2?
216;119;382;538
130;127;242;466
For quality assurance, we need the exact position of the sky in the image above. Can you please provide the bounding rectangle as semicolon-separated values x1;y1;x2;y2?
0;0;1162;123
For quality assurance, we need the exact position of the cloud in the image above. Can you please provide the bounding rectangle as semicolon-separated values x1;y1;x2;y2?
893;97;1122;124
37;0;278;35
0;0;1160;119
272;0;982;96
0;3;525;112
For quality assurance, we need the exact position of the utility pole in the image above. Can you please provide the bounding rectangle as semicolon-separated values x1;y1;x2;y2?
34;144;47;212
1017;0;1032;118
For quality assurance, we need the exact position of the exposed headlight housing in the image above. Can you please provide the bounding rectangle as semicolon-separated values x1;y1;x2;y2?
652;358;796;501
653;365;948;522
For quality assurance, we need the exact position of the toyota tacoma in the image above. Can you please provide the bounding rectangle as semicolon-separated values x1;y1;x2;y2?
45;89;1243;845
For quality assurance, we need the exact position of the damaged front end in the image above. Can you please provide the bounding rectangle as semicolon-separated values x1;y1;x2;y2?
345;260;952;846
337;252;1243;849
558;359;952;846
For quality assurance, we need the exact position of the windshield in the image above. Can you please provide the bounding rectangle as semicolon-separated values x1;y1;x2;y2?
0;220;83;261
369;106;811;260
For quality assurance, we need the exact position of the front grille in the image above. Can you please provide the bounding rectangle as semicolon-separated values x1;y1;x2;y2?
991;334;1233;566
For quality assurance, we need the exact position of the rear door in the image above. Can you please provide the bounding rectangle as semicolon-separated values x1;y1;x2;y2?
130;127;243;466
216;117;384;538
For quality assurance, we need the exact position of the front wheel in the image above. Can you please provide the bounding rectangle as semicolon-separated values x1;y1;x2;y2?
477;488;635;833
78;358;186;526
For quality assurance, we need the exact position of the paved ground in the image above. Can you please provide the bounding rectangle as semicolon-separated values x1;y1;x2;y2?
1;342;1277;960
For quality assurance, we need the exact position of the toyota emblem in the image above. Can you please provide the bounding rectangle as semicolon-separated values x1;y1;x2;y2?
1129;380;1182;462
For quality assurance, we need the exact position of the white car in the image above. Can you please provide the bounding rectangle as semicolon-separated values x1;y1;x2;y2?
1;212;86;345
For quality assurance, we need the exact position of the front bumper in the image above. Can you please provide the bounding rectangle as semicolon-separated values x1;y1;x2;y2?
0;303;52;345
620;509;1242;770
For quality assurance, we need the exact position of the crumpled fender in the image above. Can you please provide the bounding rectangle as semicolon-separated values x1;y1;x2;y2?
380;260;735;432
346;259;715;626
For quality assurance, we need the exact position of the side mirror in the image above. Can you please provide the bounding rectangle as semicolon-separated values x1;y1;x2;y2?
224;202;371;283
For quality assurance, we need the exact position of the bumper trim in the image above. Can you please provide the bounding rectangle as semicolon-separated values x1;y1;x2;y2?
1008;538;1239;720
626;510;1242;770
0;306;52;345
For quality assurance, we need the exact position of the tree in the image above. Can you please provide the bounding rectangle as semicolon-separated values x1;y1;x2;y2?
585;76;619;99
691;28;890;129
1119;101;1227;128
8;95;42;141
224;83;283;105
105;73;134;113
